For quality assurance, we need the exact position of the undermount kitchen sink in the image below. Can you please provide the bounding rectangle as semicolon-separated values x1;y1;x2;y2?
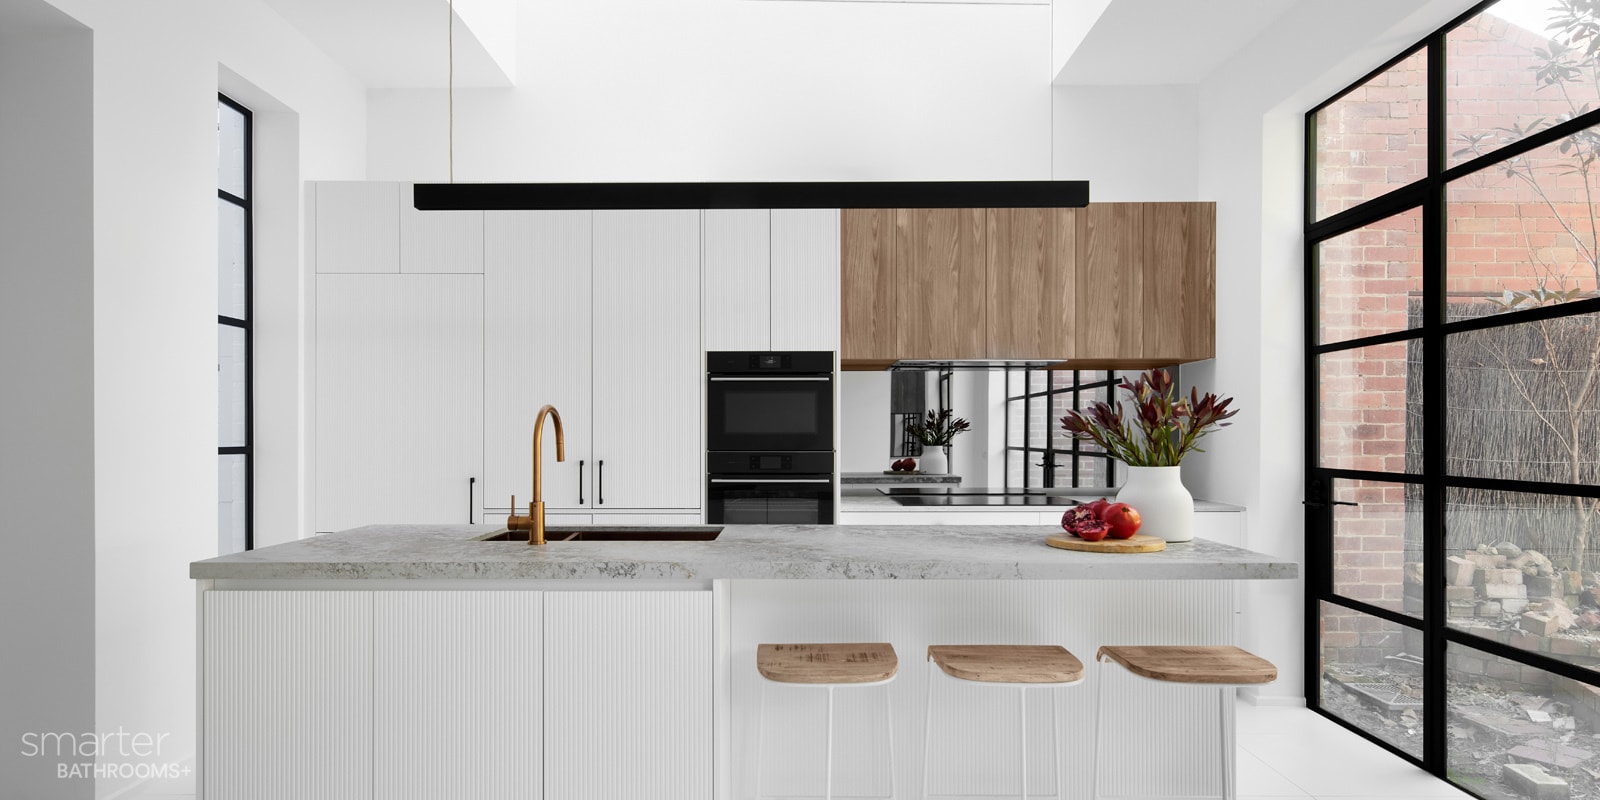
475;526;723;543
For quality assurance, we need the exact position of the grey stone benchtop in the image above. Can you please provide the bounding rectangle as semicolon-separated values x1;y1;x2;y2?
839;489;1245;512
191;523;1298;582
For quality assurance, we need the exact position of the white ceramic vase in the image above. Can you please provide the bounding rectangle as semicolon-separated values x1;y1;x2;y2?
1116;465;1194;542
918;446;948;475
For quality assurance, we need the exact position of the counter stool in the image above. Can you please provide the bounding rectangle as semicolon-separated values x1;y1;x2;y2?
1092;646;1277;800
756;642;900;800
921;645;1084;800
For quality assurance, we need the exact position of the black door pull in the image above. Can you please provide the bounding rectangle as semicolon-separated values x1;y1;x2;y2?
578;460;585;505
468;477;476;524
1302;499;1358;509
598;460;605;505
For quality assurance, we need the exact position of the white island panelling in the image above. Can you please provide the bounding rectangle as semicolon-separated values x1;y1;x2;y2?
483;210;594;512
544;590;714;800
202;591;372;800
591;210;703;509
374;592;542;800
315;273;483;532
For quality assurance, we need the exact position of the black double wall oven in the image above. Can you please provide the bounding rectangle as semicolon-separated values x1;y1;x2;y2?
706;351;835;525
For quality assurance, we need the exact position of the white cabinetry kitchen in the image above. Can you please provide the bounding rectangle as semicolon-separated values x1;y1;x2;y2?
702;208;840;352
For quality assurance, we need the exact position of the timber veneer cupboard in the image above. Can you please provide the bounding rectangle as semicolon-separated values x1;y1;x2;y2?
840;202;1216;369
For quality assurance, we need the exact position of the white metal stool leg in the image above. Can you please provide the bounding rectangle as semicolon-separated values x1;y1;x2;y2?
886;683;897;800
921;659;935;800
1219;686;1233;800
826;685;836;800
1094;661;1245;800
1018;687;1028;800
756;679;767;800
1091;667;1105;800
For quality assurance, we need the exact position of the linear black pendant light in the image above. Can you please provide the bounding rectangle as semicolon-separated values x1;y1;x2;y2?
413;180;1090;211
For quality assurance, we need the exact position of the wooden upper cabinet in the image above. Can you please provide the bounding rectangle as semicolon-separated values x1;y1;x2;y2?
840;208;896;363
986;208;1074;360
1071;202;1215;367
893;208;987;359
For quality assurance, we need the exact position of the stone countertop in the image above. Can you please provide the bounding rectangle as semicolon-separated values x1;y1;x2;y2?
839;489;1245;513
841;472;963;485
191;523;1296;582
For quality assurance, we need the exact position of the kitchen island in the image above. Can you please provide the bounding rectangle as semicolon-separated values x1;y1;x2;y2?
192;524;1296;800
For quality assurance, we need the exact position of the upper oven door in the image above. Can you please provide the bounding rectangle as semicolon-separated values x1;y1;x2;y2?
706;376;833;452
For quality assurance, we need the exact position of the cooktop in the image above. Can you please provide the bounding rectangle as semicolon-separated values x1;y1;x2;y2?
877;487;1083;507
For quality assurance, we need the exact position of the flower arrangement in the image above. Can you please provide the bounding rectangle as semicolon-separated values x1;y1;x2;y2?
1058;369;1238;467
906;408;971;447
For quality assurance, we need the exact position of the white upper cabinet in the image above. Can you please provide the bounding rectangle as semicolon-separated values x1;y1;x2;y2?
315;273;484;532
316;182;400;273
483;210;594;512
401;183;484;274
703;209;772;351
771;208;841;352
591;210;702;510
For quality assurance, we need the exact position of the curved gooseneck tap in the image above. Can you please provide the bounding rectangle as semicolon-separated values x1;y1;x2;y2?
509;404;565;545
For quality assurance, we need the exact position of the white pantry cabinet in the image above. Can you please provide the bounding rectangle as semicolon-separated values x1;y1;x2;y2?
400;183;483;274
374;592;542;800
483;210;594;511
482;209;702;514
202;591;373;800
591;210;703;510
702;208;841;352
544;590;714;800
315;182;399;274
315;273;483;533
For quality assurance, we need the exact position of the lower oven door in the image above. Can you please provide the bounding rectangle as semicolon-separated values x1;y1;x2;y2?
706;476;835;525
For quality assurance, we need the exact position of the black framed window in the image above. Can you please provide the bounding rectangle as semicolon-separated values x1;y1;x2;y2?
218;94;252;554
1307;2;1600;794
1003;369;1118;490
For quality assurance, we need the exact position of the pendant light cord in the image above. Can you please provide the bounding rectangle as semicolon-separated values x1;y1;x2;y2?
448;0;455;183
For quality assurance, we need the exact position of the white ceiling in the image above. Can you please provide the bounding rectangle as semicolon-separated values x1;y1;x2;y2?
1054;0;1304;85
263;0;513;88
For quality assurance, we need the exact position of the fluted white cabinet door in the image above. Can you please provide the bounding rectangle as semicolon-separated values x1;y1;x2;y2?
770;209;840;352
544;591;713;800
591;210;702;509
374;592;542;800
703;209;771;351
400;183;483;274
203;591;373;800
315;274;483;532
316;182;399;273
483;211;594;513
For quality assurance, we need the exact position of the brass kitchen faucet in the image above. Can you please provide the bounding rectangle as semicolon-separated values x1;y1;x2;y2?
507;404;564;546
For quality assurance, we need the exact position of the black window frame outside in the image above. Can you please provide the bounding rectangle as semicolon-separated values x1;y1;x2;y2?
1305;0;1600;786
218;92;253;552
1003;369;1118;490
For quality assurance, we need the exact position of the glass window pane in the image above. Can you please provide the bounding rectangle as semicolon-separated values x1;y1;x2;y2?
1006;395;1023;448
1447;2;1600;167
1446;311;1600;483
1314;49;1429;220
1447;125;1600;319
1447;641;1588;797
1317;208;1424;344
219;198;246;319
219;325;246;448
219;454;246;555
1319;340;1424;472
1027;392;1049;450
1006;449;1023;489
1332;479;1424;617
1446;487;1600;673
218;100;246;198
1319;601;1425;759
1027;369;1048;394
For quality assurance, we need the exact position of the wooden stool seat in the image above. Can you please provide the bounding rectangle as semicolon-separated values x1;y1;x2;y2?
1095;645;1276;685
927;644;1084;684
757;642;899;685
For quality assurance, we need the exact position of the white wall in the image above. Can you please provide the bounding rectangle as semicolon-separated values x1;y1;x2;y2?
0;3;94;796
366;0;1052;181
1051;84;1198;199
22;0;367;795
1183;0;1481;702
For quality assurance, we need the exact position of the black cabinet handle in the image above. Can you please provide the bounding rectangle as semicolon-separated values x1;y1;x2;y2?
598;460;605;505
578;460;585;505
468;477;476;524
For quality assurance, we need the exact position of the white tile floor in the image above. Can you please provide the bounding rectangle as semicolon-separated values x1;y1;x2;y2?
127;703;1473;800
1236;704;1471;800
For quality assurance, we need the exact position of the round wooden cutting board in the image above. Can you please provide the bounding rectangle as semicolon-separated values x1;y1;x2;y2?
1045;533;1166;553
